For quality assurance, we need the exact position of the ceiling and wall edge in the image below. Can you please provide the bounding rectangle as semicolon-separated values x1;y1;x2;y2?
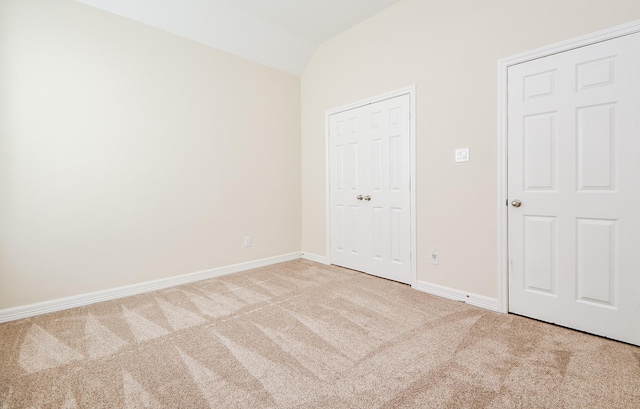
74;0;403;76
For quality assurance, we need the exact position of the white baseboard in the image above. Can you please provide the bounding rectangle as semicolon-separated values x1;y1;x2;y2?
300;252;329;265
0;252;301;324
413;280;499;312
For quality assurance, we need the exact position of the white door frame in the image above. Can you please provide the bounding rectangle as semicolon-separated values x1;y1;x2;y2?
496;20;640;314
325;85;417;287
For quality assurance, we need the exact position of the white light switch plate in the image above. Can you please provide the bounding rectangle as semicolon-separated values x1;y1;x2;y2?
455;148;470;163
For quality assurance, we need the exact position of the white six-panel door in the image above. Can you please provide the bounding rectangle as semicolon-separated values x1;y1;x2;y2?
508;33;640;345
329;94;411;284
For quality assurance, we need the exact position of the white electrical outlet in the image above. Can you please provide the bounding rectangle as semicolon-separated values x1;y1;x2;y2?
430;248;439;265
244;236;252;247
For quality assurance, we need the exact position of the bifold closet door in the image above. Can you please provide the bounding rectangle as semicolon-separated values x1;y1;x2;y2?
329;94;411;284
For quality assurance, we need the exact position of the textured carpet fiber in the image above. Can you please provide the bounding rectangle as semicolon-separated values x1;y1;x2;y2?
1;260;639;408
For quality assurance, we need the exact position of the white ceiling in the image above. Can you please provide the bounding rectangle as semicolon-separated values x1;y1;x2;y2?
75;0;403;76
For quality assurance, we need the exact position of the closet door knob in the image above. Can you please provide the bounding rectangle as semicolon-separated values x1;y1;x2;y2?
364;195;371;201
356;195;363;200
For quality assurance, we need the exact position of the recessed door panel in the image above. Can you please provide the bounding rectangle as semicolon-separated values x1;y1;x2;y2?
371;139;382;191
389;136;401;191
577;104;615;191
371;111;382;130
372;207;383;260
390;208;402;264
348;205;359;254
577;57;615;91
524;70;556;100
334;205;344;252
389;107;400;126
348;143;359;191
576;218;616;306
349;117;359;134
524;113;556;191
523;216;556;295
335;145;344;191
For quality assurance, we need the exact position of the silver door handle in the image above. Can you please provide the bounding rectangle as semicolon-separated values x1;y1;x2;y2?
511;199;522;208
364;195;371;201
356;195;363;200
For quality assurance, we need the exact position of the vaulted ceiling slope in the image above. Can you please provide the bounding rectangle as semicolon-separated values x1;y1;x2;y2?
75;0;403;76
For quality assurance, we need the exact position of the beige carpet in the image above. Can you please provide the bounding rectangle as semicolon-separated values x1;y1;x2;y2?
1;260;639;408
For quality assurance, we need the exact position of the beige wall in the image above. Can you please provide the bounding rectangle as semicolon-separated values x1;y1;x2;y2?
301;0;640;298
4;0;640;312
0;0;301;309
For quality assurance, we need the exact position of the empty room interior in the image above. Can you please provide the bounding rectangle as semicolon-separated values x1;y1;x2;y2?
2;0;640;407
